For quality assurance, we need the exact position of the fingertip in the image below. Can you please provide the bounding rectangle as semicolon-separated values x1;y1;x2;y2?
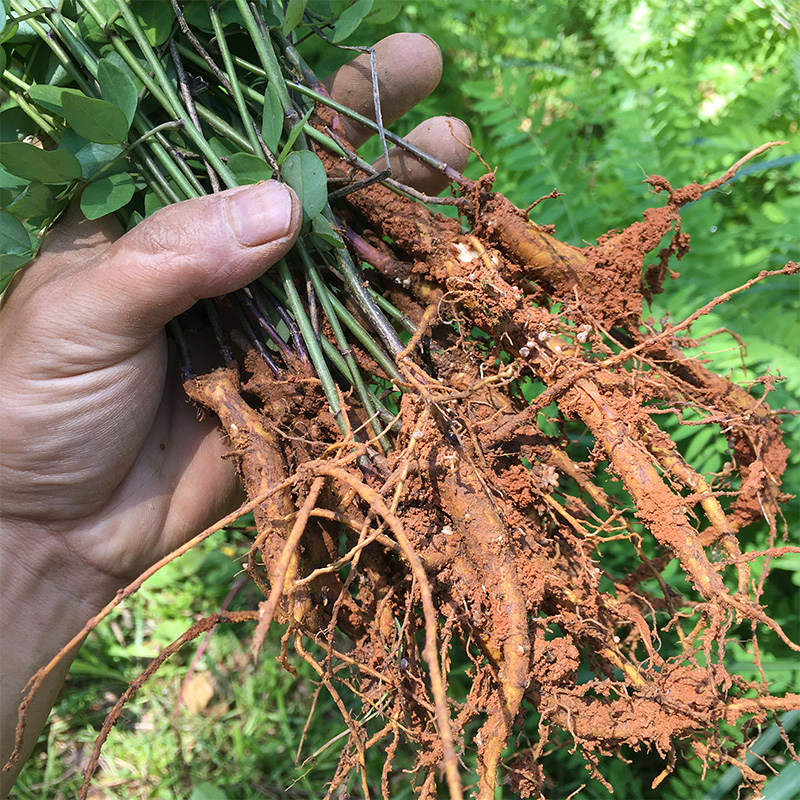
375;116;472;196
324;32;443;148
223;181;301;249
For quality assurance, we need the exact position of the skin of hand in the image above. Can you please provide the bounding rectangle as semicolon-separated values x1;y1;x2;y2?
0;33;470;795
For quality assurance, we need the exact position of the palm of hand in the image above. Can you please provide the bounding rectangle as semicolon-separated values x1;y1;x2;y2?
0;206;242;580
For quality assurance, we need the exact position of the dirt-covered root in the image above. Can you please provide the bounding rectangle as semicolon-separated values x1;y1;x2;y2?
184;368;309;621
57;140;799;799
183;349;798;799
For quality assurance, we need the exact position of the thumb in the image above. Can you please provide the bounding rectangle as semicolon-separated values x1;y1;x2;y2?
94;181;301;343
8;182;300;359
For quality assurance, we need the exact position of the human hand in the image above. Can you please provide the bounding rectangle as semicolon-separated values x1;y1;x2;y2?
0;32;469;794
0;32;469;587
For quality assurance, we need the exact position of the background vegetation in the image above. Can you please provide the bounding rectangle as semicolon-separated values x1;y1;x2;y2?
6;0;799;797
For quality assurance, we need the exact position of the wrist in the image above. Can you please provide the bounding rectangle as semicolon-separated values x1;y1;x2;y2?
1;517;125;614
1;519;122;795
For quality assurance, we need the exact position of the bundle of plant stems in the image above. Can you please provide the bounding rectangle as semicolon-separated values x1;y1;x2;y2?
2;1;799;798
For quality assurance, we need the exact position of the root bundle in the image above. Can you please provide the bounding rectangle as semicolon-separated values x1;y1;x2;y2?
175;137;798;797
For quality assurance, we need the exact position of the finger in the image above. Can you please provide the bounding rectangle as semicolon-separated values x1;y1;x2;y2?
7;182;301;359
39;200;123;263
373;116;472;196
0;202;123;306
323;32;443;148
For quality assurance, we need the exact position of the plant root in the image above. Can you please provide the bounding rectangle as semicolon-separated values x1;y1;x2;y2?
21;139;797;799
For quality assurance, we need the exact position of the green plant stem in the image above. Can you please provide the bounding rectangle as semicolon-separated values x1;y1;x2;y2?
2;86;61;137
367;289;418;335
132;116;196;200
44;9;100;82
207;5;263;158
10;4;96;97
152;131;205;197
283;79;466;185
273;261;344;430
193;104;255;153
261;275;398;433
319;280;404;384
135;147;182;205
178;44;346;165
331;236;404;358
86;120;184;188
232;0;294;122
296;244;389;449
77;0;238;189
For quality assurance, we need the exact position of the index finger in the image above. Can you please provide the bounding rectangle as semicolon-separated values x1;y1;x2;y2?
323;33;443;149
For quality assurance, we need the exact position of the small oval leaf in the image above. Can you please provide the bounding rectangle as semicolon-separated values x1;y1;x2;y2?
332;0;374;43
6;181;55;219
80;172;136;220
98;56;138;126
0;209;32;255
58;129;124;180
27;85;85;116
227;153;273;185
62;93;130;144
0;252;33;293
261;83;284;154
312;213;345;248
282;0;307;34
0;141;82;184
281;150;327;222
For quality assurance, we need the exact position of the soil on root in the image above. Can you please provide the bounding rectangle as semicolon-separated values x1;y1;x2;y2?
37;137;796;799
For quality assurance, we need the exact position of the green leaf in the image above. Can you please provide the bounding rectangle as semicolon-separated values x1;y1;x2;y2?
462;80;496;100
762;202;786;225
261;82;284;153
98;56;138;126
0;22;16;47
0;106;37;143
27;84;85;116
80;172;136;220
226;153;273;185
130;0;172;46
365;3;401;24
276;107;314;165
183;1;250;31
281;150;327;222
0;165;25;197
62;93;130;144
6;181;54;219
189;782;228;800
0;209;32;254
0;44;6;75
0;141;81;184
144;188;167;218
312;213;344;248
208;136;239;159
58;130;124;180
282;0;307;34
332;0;373;43
75;0;116;42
